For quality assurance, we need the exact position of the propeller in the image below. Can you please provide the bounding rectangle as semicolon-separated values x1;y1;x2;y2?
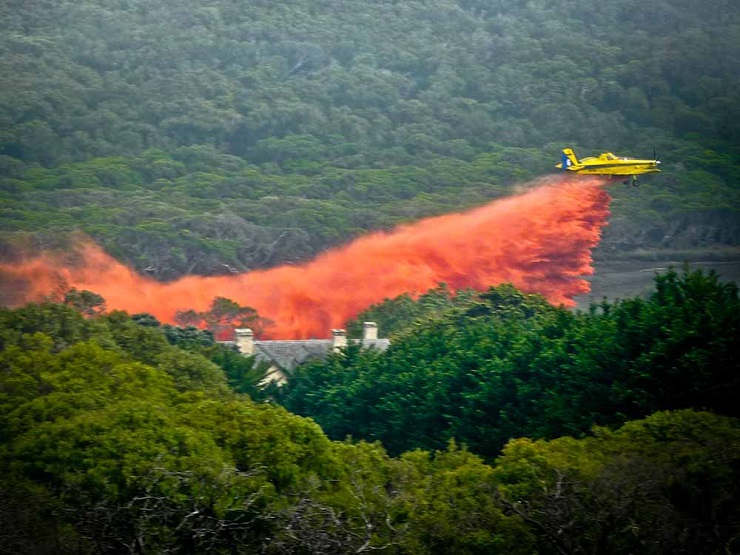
653;147;661;164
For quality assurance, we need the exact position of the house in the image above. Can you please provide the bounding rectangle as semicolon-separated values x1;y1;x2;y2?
230;322;390;385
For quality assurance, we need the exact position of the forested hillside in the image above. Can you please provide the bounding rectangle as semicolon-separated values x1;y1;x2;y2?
2;3;740;552
2;0;739;279
1;278;739;553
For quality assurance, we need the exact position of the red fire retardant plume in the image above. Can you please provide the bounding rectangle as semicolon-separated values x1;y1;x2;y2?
0;175;611;338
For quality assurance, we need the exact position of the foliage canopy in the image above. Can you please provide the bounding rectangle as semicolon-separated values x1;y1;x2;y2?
1;0;738;277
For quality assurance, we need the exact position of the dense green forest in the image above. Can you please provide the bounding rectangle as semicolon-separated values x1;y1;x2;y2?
1;0;739;279
279;267;740;457
1;271;739;553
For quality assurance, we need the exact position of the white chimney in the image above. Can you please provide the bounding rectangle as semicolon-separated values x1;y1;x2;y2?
363;322;378;341
234;328;254;355
332;329;347;351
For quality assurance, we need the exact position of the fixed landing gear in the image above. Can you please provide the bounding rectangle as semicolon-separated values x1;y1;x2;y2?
623;176;638;187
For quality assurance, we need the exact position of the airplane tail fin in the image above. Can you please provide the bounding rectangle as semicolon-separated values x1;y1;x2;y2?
561;148;579;169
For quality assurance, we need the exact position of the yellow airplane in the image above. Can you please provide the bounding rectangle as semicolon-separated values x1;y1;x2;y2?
556;148;661;186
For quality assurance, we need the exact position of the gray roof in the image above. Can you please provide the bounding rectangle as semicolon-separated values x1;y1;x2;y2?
360;338;391;351
254;338;390;372
254;340;332;371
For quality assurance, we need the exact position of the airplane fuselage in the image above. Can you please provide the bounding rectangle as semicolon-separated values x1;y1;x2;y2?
556;149;661;182
564;153;660;176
